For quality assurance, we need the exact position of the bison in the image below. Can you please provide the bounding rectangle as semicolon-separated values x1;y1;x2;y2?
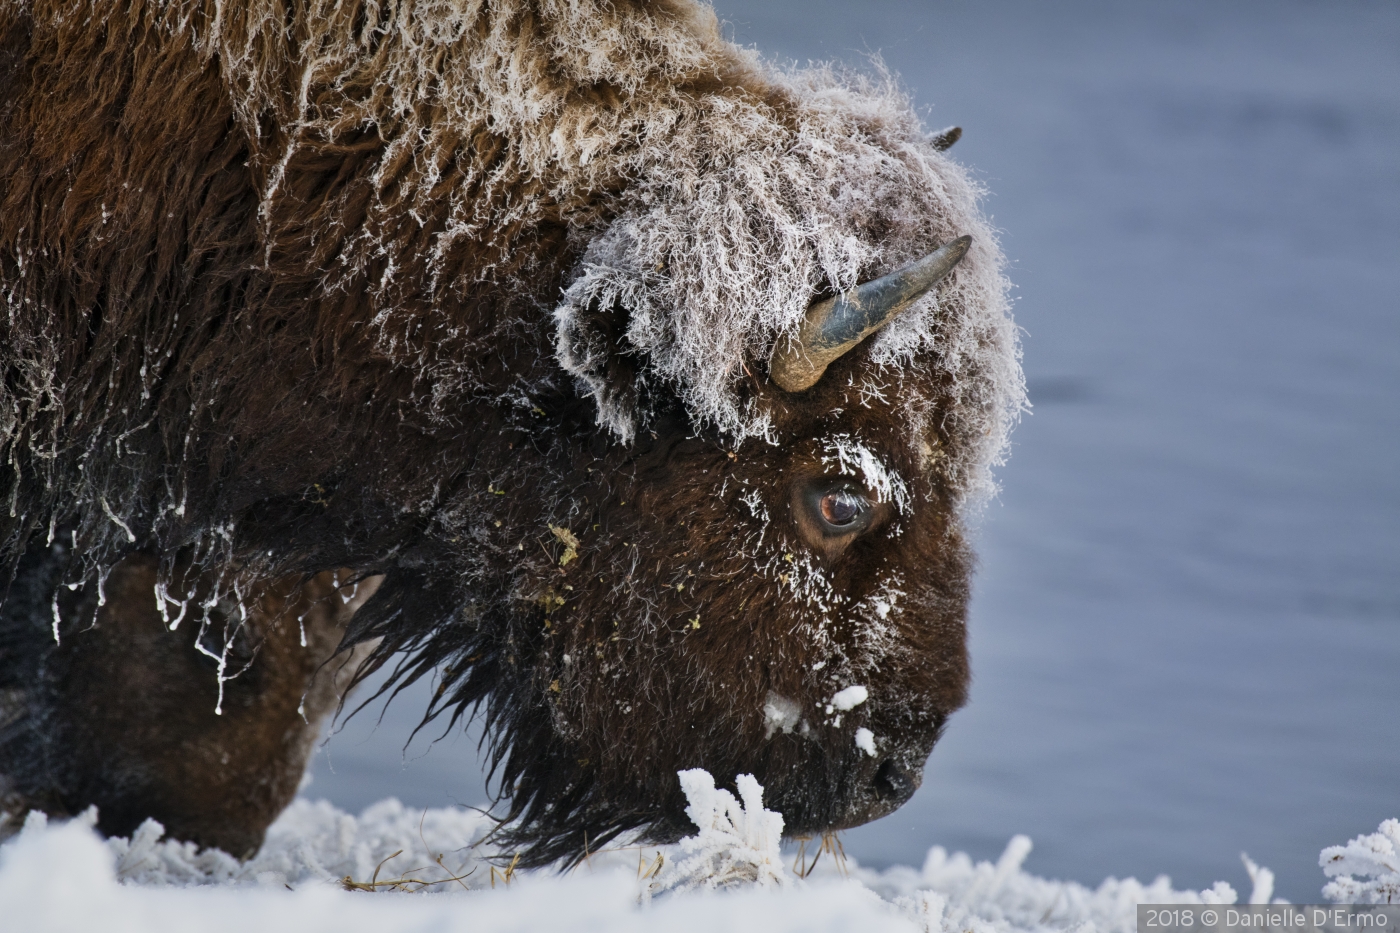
0;0;1023;865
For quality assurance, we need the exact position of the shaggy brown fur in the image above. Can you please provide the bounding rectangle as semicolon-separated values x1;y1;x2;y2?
0;543;375;856
0;0;1019;864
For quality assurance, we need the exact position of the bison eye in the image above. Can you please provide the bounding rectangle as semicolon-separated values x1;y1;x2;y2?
792;476;885;556
804;479;873;536
820;489;864;526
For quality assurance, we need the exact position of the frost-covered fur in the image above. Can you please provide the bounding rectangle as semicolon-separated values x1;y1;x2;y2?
213;0;1020;483
554;64;1019;497
0;0;1018;577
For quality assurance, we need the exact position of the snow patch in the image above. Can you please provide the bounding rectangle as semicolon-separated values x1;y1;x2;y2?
100;797;497;889
824;684;870;726
855;727;878;757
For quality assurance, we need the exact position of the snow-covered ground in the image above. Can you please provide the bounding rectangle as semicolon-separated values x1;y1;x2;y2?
6;771;1397;933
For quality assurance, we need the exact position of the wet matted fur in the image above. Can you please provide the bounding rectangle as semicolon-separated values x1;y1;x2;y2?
0;0;1023;864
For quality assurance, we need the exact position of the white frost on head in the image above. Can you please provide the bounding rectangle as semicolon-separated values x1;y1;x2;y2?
821;434;911;513
548;52;1023;506
830;685;869;712
762;692;803;739
738;488;770;524
854;727;878;757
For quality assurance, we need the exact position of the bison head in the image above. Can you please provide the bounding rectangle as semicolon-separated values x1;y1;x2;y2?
323;57;1024;862
349;219;1014;865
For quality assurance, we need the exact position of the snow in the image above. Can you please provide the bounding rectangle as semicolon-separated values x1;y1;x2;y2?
830;685;870;712
855;727;879;757
3;770;1391;932
1320;820;1400;904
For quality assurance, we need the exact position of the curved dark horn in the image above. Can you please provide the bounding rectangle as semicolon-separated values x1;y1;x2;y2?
931;125;962;151
769;235;972;393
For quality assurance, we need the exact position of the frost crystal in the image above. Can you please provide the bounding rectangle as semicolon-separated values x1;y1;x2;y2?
1241;853;1275;904
1321;818;1400;904
649;769;789;894
98;798;498;889
739;489;771;524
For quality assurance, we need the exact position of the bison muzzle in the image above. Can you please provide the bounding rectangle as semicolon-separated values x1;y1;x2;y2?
0;0;1024;865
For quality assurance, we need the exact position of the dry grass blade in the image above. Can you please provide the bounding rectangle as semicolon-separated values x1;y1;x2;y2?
340;848;479;893
489;853;520;889
792;835;822;879
791;831;848;879
823;831;849;877
638;851;665;881
417;807;475;892
341;866;478;894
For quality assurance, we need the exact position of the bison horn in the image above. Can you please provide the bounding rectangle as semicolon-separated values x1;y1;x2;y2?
768;235;972;393
931;126;962;151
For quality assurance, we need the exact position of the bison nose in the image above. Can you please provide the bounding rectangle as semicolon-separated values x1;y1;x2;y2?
872;758;918;807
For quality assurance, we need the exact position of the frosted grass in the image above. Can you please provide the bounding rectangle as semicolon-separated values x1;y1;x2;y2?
2;770;1392;932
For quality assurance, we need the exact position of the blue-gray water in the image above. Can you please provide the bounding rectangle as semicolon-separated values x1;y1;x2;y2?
306;0;1400;901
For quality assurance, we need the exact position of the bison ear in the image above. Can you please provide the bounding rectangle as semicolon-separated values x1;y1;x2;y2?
554;295;648;442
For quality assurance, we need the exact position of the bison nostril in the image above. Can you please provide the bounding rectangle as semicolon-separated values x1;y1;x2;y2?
872;758;916;805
